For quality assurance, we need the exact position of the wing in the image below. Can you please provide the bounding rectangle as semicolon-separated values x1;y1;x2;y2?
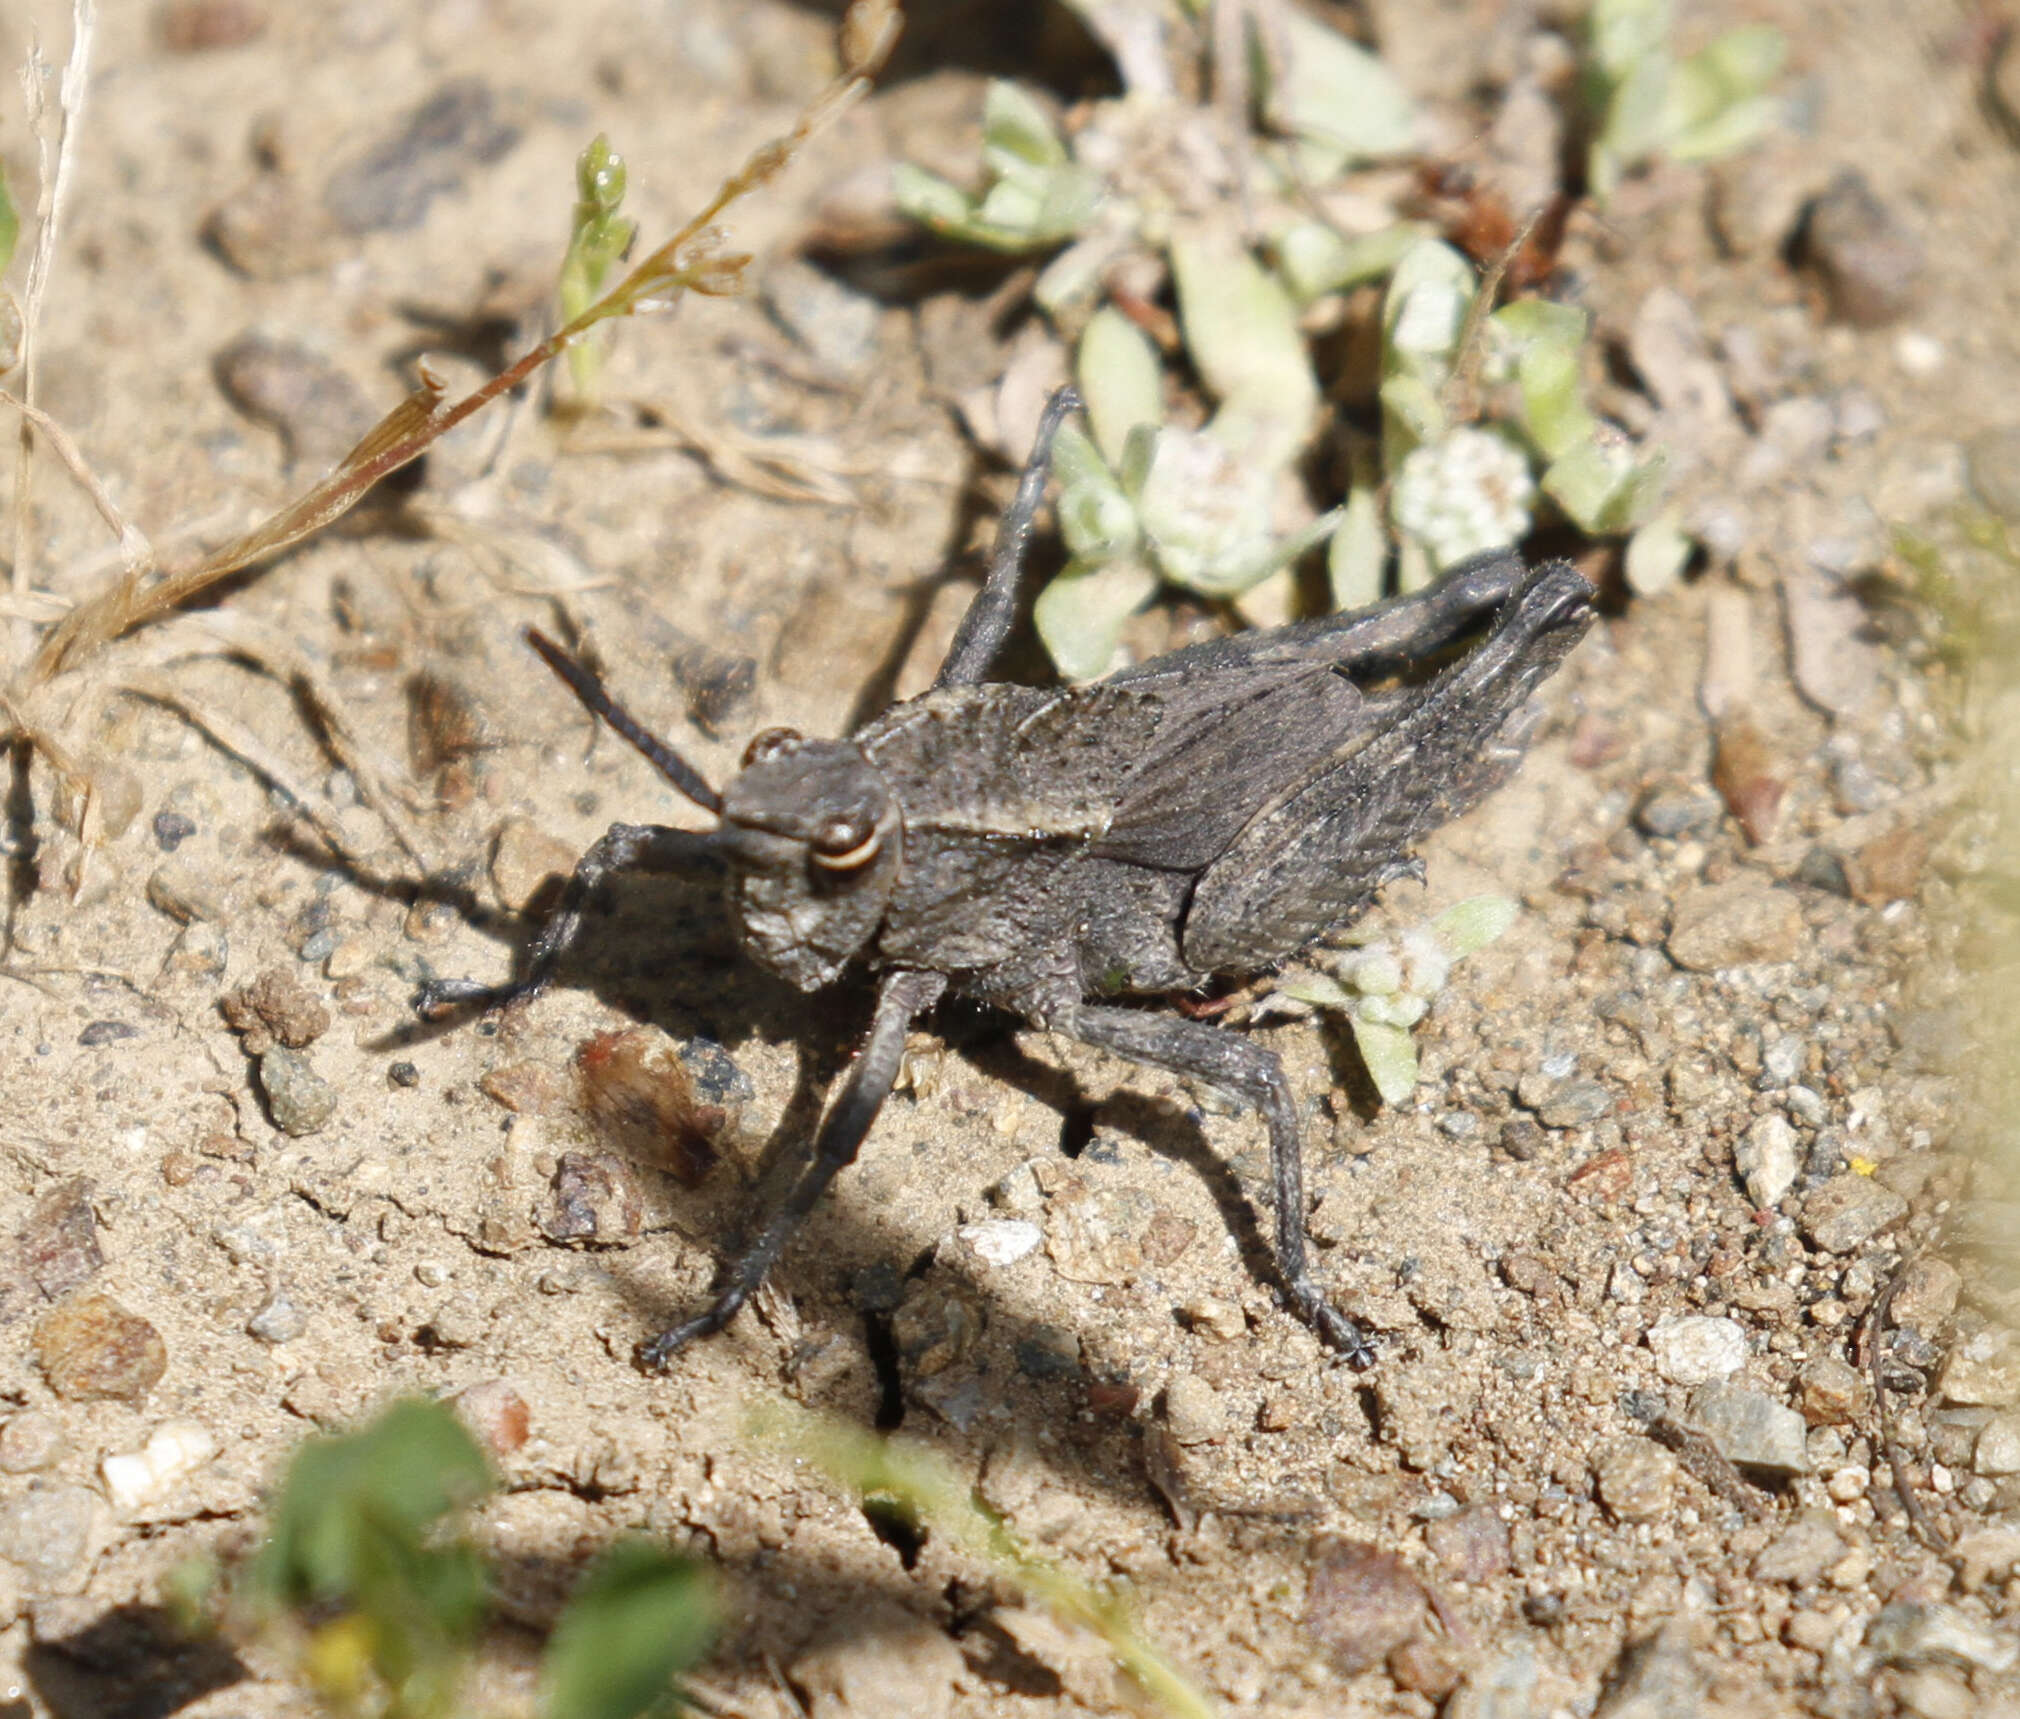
1182;560;1594;972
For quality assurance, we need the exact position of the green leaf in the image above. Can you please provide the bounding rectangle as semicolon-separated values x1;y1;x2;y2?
1277;972;1355;1010
1623;508;1694;596
1170;231;1317;472
1078;307;1164;470
1431;895;1519;959
1665;27;1785;161
1034;558;1158;680
541;1540;720;1719
1052;422;1140;563
981;80;1069;172
1348;1014;1419;1106
1274;219;1429;305
1542;438;1667;534
1254;5;1417;166
1327;480;1386;613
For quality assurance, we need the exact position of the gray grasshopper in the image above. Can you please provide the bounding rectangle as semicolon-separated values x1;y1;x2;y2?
420;390;1595;1370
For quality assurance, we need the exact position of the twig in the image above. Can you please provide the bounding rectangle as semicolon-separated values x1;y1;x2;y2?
12;0;97;630
1865;1252;1951;1553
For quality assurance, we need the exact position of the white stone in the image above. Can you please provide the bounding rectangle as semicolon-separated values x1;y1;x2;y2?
102;1422;218;1512
957;1219;1042;1266
1647;1314;1748;1385
1737;1112;1800;1209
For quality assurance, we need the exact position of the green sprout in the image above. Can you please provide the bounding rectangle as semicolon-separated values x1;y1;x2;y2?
1582;0;1786;203
239;1397;718;1719
891;82;1101;258
1278;896;1518;1105
558;136;640;400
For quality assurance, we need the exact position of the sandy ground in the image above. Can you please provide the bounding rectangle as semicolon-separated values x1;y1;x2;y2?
0;1;2016;1715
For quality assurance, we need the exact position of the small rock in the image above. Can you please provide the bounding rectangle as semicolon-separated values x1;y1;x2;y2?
15;1177;104;1302
1891;1256;1961;1334
152;810;197;852
540;1153;645;1247
34;1292;168;1403
1646;1314;1747;1386
1973;1409;2020;1475
490;820;577;915
101;1422;218;1512
789;1600;965;1719
323;78;521;235
1635;786;1723;839
1800;1174;1907;1254
1177;1296;1245;1341
1591;1621;1706;1719
78;1021;139;1047
1863;1601;2018;1673
477;1060;566;1116
1161;1372;1229;1445
0;1483;105;1590
1593;1440;1676;1522
1751;1508;1846;1585
957;1219;1042;1266
1498;1117;1545;1161
220;967;329;1052
1667;880;1802;970
1894;1667;1974;1719
1302;1539;1431;1675
158;0;268;52
1965;424;2020;524
1737;1113;1800;1209
1940;1328;2020;1406
145;862;224;925
891;1281;983;1378
1796;845;1852;896
1797;1354;1871;1425
0;1411;64;1474
1785;1084;1827;1126
258;1046;340;1136
1445;1651;1540;1719
1782;563;1882;717
1424;1506;1511;1583
1845;822;1929;905
213;331;379;473
1013;1328;1079;1382
247;1286;307;1344
1677;1380;1809;1476
762;257;881;378
1711;713;1789;844
1534;1078;1614;1129
1044;1177;1148;1285
453;1379;531;1457
1795;167;1925;327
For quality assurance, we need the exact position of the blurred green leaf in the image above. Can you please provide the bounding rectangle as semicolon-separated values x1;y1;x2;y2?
1664;27;1786;161
1254;4;1417;175
1171;231;1317;472
1542;437;1667;534
1034;558;1158;681
1275;219;1428;306
1327;478;1386;613
1624;508;1694;596
1348;1014;1419;1107
1078;307;1164;470
1492;299;1596;460
982;79;1069;172
1431;895;1519;959
1052;421;1141;563
541;1540;720;1719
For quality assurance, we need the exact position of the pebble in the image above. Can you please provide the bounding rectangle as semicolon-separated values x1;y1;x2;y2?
323;78;520;235
761;257;882;378
1424;1506;1511;1583
540;1152;645;1246
1666;880;1802;971
1941;1325;2020;1408
489;819;577;914
790;1600;966;1719
1445;1651;1539;1719
1783;562;1883;717
1785;1084;1827;1126
0;1483;105;1589
152;810;197;852
1974;1409;2020;1475
1635;786;1723;839
453;1379;531;1457
1826;1464;1869;1503
1161;1373;1230;1445
220;967;330;1052
1894;1668;1974;1719
1646;1314;1747;1385
957;1219;1042;1266
1800;1173;1907;1254
1531;1077;1614;1129
1013;1328;1079;1381
247;1286;307;1344
34;1292;168;1403
1302;1539;1431;1675
1592;1440;1675;1521
78;1021;139;1047
1178;1296;1246;1340
1796;167;1925;326
258;1046;340;1136
0;1411;64;1474
1736;1112;1800;1209
1752;1508;1845;1584
1965;424;2020;523
101;1421;218;1512
1591;1621;1705;1719
145;862;224;925
1864;1601;2019;1673
1678;1380;1810;1476
1796;1354;1871;1425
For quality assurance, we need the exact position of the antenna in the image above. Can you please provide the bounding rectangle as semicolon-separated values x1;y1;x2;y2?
525;628;724;816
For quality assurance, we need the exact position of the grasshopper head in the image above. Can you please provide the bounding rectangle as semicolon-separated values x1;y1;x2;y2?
716;728;902;990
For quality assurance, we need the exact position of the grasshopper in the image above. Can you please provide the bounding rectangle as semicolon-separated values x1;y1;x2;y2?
420;390;1595;1369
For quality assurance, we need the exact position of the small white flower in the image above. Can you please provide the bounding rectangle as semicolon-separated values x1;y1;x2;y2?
1391;427;1536;570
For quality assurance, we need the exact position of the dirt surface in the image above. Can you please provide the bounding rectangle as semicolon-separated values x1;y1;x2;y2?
0;1;2017;1715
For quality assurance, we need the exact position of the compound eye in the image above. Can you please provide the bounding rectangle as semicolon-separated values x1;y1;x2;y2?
741;727;801;768
809;812;882;871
